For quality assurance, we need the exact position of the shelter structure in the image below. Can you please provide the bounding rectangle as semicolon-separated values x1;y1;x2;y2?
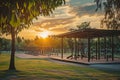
52;29;120;62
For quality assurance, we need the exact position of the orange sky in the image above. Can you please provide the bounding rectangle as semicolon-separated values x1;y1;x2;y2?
7;0;105;40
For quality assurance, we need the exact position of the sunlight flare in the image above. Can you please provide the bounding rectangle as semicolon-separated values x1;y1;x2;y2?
40;31;50;38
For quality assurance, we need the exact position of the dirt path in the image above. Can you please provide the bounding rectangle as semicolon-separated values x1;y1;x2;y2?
15;53;49;58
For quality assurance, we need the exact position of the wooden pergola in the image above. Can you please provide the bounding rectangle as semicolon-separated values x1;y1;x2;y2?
53;29;120;62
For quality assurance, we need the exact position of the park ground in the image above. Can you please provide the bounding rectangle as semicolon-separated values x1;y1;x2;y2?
0;53;120;80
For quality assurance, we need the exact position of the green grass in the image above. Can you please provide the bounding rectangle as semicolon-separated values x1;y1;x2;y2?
0;54;120;80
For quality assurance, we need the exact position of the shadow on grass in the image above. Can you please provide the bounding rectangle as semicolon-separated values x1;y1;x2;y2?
0;69;74;80
0;70;35;80
90;64;120;75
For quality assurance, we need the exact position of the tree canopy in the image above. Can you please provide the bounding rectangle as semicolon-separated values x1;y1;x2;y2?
0;0;65;34
76;22;90;30
95;0;120;30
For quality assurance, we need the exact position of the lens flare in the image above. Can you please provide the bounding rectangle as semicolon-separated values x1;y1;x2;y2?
40;31;49;38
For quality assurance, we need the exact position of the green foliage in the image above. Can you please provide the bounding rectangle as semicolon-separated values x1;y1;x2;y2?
0;38;11;50
16;36;22;44
77;22;90;30
0;0;65;34
95;0;120;30
69;22;91;31
25;37;62;49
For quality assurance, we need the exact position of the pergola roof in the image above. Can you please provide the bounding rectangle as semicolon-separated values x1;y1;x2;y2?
54;29;120;38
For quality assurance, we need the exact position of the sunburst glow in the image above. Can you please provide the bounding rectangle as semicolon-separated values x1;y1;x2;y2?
40;31;49;38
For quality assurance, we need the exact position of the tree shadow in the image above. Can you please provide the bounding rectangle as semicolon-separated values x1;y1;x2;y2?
0;70;26;79
90;64;120;76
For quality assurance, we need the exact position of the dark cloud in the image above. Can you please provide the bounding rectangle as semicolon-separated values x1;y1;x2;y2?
70;3;103;17
50;27;68;33
34;29;43;32
33;17;75;30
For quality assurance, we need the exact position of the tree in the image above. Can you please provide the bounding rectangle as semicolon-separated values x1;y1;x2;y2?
76;22;90;30
69;22;91;31
95;0;120;30
0;0;65;70
17;36;22;44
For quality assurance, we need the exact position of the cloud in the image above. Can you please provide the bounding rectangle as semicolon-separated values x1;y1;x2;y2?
50;27;69;34
34;28;45;32
70;2;103;17
18;0;105;39
33;17;75;30
65;0;70;2
18;29;38;39
34;0;101;32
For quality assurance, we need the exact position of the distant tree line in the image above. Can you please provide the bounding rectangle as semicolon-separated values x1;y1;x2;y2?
0;36;67;51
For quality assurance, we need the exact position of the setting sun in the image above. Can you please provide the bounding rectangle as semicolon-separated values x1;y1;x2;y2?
40;31;49;38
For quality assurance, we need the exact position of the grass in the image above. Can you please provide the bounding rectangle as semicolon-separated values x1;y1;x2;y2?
0;54;120;80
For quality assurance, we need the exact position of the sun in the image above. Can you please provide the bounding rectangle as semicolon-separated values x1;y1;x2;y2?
40;31;49;38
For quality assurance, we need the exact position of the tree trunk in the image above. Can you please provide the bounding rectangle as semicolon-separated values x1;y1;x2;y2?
9;27;16;70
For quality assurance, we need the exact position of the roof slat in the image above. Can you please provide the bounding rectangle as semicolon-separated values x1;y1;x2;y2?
53;29;120;38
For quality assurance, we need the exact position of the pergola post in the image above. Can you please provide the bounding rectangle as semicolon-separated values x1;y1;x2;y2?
88;37;91;62
74;38;77;60
98;37;100;60
95;40;98;60
111;36;114;61
104;37;107;59
61;37;64;59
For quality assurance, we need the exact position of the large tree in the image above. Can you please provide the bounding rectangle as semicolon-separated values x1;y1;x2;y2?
95;0;120;30
0;0;65;70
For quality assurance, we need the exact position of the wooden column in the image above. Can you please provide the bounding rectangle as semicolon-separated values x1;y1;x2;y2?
98;37;100;60
111;36;114;61
88;38;91;62
104;37;107;59
61;37;64;59
95;41;98;60
74;38;77;60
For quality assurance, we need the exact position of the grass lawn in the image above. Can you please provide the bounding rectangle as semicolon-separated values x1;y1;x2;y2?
0;54;120;80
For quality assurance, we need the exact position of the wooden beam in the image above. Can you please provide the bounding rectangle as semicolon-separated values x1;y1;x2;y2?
74;38;77;60
95;40;98;60
61;37;64;59
104;37;107;59
88;38;91;62
98;37;100;60
54;29;120;38
111;36;114;61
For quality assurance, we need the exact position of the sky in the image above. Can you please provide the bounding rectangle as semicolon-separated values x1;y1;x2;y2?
18;0;104;39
